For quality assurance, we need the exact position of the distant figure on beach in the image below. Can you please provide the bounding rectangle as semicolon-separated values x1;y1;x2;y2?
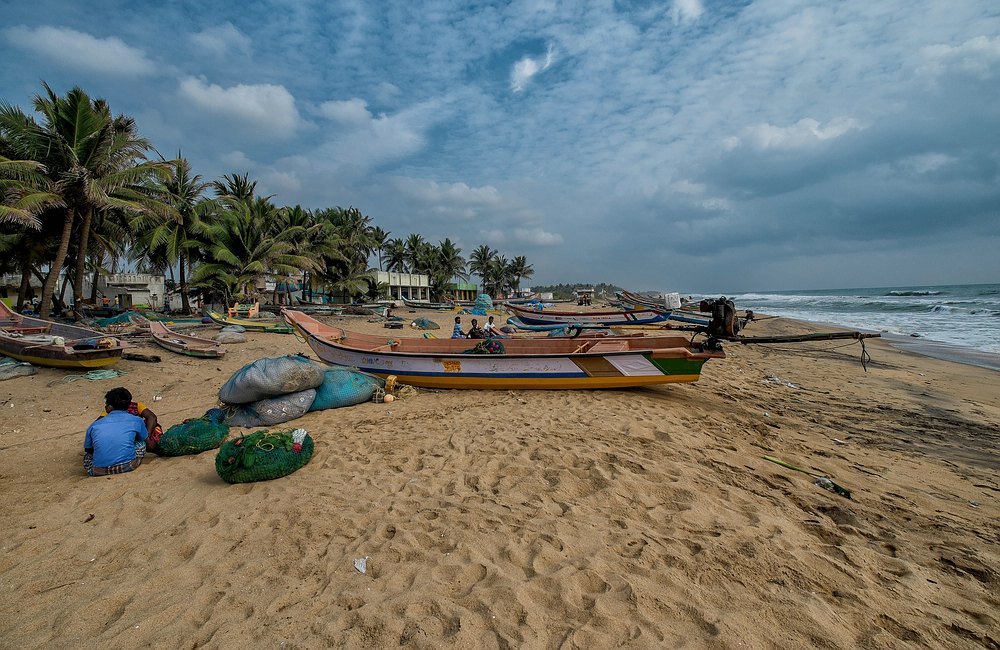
97;387;164;454
483;315;502;338
452;316;464;338
84;388;152;476
466;318;486;339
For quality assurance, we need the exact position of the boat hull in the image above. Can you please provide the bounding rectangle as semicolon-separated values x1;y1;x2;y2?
148;322;225;359
506;303;673;326
283;309;720;390
1;302;125;368
207;311;292;333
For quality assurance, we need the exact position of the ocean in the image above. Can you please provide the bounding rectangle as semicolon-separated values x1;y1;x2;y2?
722;283;1000;369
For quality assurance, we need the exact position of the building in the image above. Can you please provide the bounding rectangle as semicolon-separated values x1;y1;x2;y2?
371;271;432;301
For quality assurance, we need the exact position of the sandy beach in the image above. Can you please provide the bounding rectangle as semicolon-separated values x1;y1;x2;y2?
0;308;997;648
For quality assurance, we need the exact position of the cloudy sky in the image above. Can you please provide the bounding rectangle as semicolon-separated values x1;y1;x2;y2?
2;0;998;293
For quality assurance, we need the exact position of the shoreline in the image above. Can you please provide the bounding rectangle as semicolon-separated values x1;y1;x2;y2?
749;313;1000;373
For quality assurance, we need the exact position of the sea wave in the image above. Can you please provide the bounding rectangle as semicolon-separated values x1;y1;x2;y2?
886;290;944;296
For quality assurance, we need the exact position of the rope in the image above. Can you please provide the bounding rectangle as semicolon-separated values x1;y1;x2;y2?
747;339;872;371
47;368;127;386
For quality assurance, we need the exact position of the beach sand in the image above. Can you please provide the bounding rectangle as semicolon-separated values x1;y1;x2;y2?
1;308;997;648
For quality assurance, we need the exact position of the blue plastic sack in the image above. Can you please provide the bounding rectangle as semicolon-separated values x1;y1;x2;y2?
309;368;383;411
228;389;317;427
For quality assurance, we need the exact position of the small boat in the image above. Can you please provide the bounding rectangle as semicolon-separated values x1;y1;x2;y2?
505;317;614;332
0;301;126;369
207;311;292;333
148;321;225;359
402;298;455;310
283;309;724;390
506;303;676;327
139;311;207;325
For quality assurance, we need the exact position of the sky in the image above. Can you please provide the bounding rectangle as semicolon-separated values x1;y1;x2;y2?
2;0;999;294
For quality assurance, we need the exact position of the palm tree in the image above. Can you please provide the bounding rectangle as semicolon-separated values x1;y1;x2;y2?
0;156;61;229
132;154;215;313
370;226;390;271
211;172;257;204
189;199;316;304
436;238;467;283
0;84;169;317
384;238;406;272
404;233;425;273
468;244;496;286
507;255;534;296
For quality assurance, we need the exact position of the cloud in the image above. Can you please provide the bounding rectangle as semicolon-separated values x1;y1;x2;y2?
317;98;372;124
178;77;300;136
920;35;1000;78
734;117;865;151
188;23;251;58
2;25;155;75
513;227;563;246
671;0;704;25
511;44;555;92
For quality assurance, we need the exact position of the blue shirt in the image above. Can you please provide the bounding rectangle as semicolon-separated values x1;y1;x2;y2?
452;323;463;338
85;410;147;467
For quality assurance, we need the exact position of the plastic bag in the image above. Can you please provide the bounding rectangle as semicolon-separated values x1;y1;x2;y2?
219;355;325;404
227;389;316;427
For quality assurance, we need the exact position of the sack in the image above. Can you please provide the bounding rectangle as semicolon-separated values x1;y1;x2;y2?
215;428;314;483
219;355;325;404
309;368;383;411
214;331;247;344
158;408;229;456
221;324;246;333
227;389;316;427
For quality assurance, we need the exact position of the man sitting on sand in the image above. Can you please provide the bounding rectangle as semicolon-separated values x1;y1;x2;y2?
466;318;486;339
97;387;164;454
483;315;503;338
83;388;150;476
451;316;464;338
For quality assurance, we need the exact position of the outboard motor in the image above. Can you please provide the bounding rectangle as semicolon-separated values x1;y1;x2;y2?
700;297;741;339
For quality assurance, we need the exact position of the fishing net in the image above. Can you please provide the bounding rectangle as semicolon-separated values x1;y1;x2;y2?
227;388;316;427
474;294;494;310
0;357;36;381
463;339;505;354
309;368;383;411
215;428;314;483
221;324;246;333
219;355;325;404
411;318;439;330
158;408;229;456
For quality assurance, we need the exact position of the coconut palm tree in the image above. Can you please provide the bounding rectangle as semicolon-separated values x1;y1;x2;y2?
0;156;61;229
189;199;316;304
404;234;426;273
370;225;390;271
468;244;496;286
0;84;169;316
507;255;534;296
384;238;406;272
131;154;215;312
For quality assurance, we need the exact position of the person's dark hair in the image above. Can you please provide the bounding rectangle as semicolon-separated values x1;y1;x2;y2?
105;387;132;412
471;318;478;325
454;316;461;323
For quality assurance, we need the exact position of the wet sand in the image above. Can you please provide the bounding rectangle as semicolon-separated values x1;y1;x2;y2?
0;308;997;648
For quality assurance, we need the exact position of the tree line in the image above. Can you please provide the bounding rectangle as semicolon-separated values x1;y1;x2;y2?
0;83;534;317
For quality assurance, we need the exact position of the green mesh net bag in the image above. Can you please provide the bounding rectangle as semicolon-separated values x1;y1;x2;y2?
215;428;314;484
463;339;505;354
158;408;229;456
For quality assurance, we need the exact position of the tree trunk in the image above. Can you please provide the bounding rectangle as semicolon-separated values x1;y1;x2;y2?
90;267;100;303
72;206;93;316
38;208;75;318
17;265;31;311
179;254;191;314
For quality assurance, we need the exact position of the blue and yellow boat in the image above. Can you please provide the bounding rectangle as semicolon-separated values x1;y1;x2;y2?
0;301;125;369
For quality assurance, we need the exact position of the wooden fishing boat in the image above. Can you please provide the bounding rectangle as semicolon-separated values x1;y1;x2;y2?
506;303;676;327
505;317;613;332
402;298;455;310
148;321;225;359
282;309;724;389
0;301;126;369
139;311;207;325
207;311;293;333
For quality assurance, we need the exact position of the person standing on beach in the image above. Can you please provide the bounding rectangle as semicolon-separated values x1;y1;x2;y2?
452;316;464;338
83;388;149;476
